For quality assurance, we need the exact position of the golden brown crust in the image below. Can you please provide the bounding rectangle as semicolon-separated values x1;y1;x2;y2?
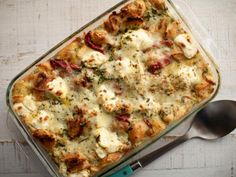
100;152;123;168
148;0;166;10
128;121;149;144
123;17;144;28
31;72;53;101
120;0;146;19
37;61;54;73
90;29;108;46
66;116;85;139
64;153;90;173
166;21;180;39
194;80;215;99
145;118;166;137
56;38;82;63
12;80;29;103
171;44;186;61
33;129;55;150
111;120;130;132
104;12;123;34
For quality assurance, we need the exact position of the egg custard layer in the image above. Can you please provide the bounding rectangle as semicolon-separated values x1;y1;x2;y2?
12;0;215;176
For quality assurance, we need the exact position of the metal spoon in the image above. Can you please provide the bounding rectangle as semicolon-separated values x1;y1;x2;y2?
109;100;236;177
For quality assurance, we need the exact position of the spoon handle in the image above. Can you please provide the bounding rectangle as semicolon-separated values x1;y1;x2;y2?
108;134;189;177
138;134;189;167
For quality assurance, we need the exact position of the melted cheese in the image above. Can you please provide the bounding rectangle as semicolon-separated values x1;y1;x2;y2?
100;61;118;79
13;95;37;117
31;110;64;132
46;77;68;99
121;29;154;50
97;83;116;103
95;128;123;153
82;51;108;68
115;58;140;78
136;94;161;114
174;34;198;59
13;103;31;117
95;144;107;159
95;112;113;128
23;95;37;112
177;65;201;85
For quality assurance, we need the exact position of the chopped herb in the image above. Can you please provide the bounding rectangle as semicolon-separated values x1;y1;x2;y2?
84;97;90;101
98;75;107;84
109;55;114;61
124;35;132;41
151;7;158;15
80;122;87;127
95;68;106;76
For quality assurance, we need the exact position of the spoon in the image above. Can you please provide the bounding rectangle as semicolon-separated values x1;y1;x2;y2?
109;100;236;177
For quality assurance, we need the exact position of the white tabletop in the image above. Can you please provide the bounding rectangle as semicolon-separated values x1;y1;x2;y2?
0;0;236;177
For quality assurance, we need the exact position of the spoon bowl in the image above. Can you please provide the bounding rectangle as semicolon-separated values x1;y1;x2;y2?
189;100;236;140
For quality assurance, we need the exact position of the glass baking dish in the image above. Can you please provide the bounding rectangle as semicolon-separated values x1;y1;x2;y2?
6;0;220;176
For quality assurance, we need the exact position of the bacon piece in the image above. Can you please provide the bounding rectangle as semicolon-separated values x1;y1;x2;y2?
147;61;162;74
70;63;81;70
143;43;160;53
50;59;80;73
115;113;130;122
143;118;153;128
50;59;68;69
84;31;104;53
147;56;172;74
160;40;174;47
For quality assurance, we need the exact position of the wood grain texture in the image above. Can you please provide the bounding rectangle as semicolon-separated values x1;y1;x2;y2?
0;0;236;176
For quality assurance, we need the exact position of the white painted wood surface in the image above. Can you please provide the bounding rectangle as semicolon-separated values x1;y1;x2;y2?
0;0;236;176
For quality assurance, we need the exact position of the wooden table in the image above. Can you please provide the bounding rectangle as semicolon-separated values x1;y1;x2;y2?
0;0;236;176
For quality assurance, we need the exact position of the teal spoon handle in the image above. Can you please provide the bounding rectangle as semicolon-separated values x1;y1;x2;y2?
108;161;142;177
108;165;134;177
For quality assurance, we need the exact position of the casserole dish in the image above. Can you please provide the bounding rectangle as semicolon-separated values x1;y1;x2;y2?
7;1;220;176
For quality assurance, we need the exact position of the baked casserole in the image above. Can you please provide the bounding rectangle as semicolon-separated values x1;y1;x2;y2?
11;0;216;176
